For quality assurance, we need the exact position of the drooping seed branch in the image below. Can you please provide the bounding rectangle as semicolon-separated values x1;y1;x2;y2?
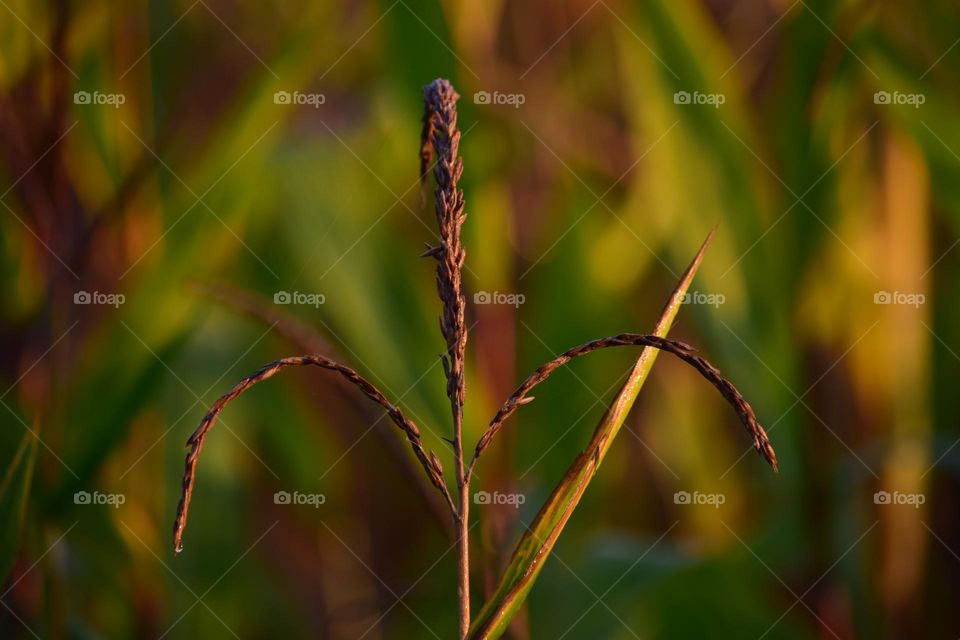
196;280;456;537
172;354;454;553
466;333;778;481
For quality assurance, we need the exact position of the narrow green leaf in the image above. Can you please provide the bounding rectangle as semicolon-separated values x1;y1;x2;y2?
469;228;716;639
0;425;39;582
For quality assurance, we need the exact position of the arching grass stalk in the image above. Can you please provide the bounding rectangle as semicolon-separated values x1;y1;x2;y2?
172;78;777;640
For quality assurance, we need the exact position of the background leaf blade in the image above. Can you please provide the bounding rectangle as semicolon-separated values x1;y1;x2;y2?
0;426;39;583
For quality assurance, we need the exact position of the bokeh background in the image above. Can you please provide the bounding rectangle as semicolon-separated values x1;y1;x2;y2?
1;0;959;638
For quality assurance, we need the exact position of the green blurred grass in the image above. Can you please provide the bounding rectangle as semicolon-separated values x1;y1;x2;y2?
2;0;959;638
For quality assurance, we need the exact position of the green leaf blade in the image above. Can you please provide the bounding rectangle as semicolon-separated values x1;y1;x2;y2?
469;228;716;639
0;426;39;583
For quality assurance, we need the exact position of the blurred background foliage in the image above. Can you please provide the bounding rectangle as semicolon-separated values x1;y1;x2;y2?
1;0;959;638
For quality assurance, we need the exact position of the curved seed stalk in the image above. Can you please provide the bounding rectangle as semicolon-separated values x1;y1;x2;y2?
194;280;456;536
468;333;777;478
172;355;454;553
